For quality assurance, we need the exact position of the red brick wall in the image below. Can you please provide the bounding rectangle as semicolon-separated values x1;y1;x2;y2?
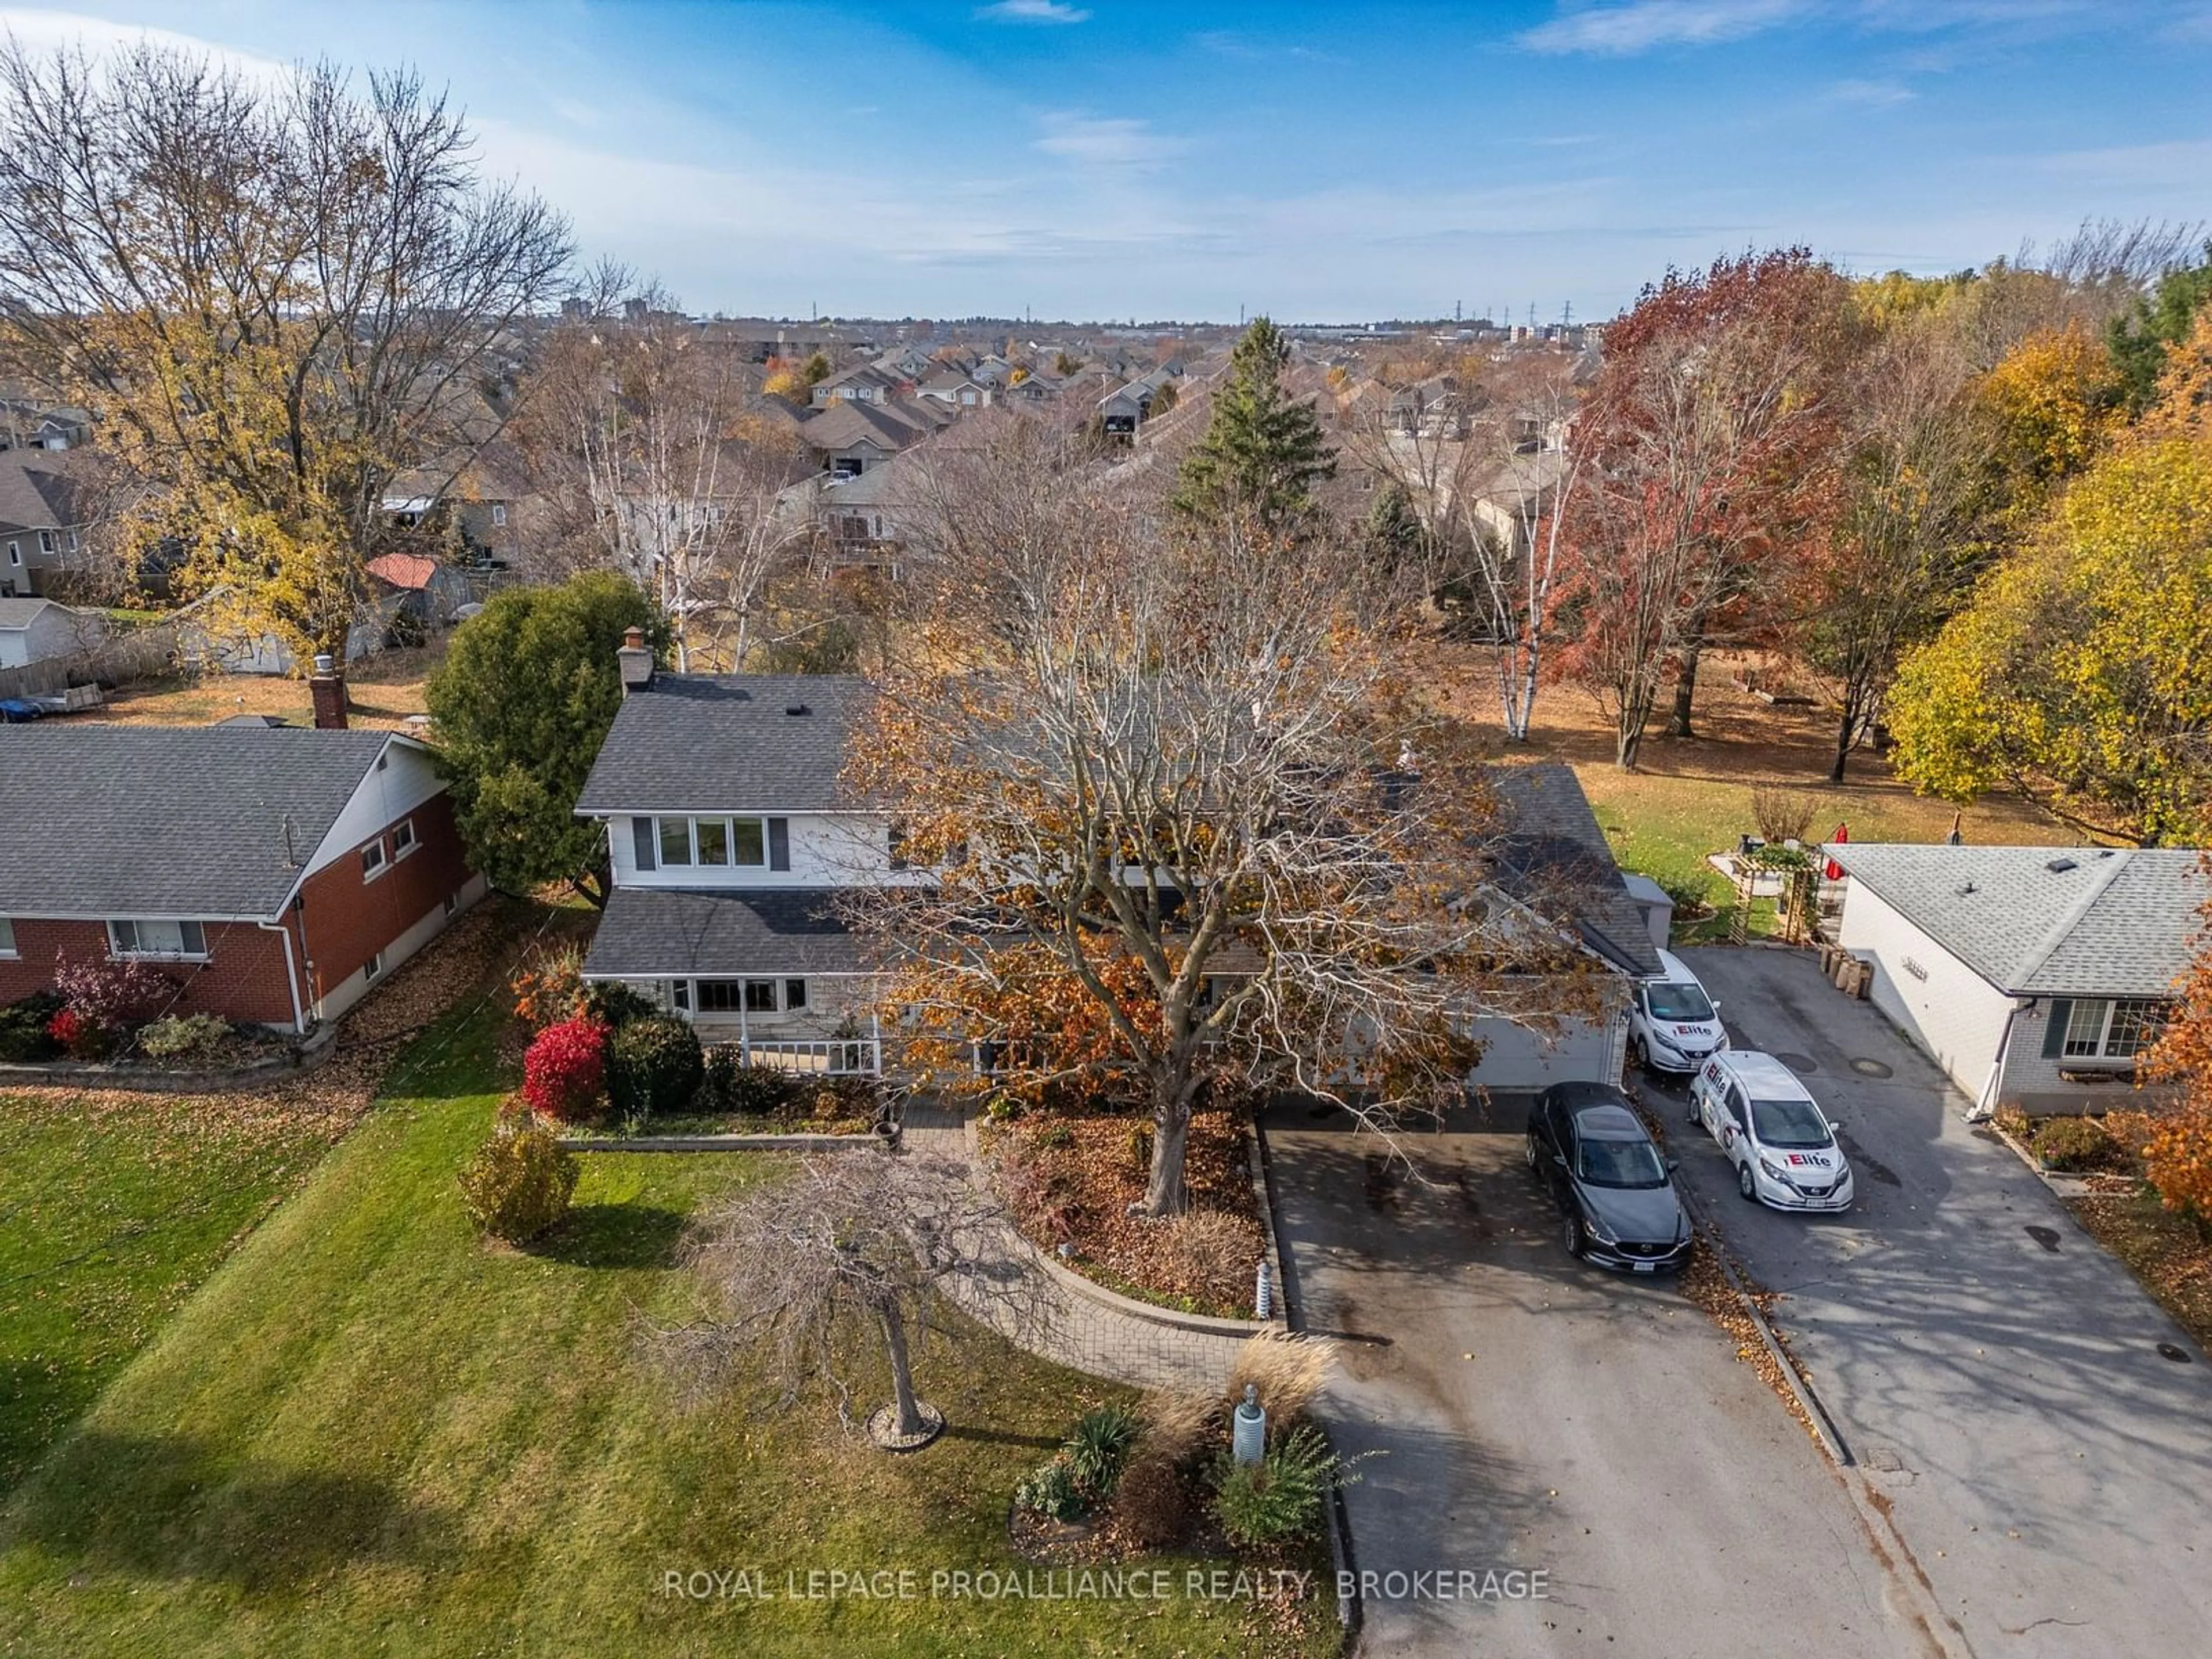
0;790;474;1030
296;791;473;1005
0;917;303;1025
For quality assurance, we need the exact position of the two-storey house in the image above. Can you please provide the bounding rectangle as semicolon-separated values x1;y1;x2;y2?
574;635;1664;1093
574;644;913;1073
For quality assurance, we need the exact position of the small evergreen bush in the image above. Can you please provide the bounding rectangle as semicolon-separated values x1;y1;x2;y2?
2032;1114;2120;1173
0;991;64;1062
1014;1455;1087;1524
137;1013;234;1063
584;980;658;1031
719;1061;799;1118
458;1123;579;1243
1211;1425;1345;1548
606;1015;704;1122
1066;1404;1141;1501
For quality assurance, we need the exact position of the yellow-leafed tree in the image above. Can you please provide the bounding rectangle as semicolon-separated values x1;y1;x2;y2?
0;42;569;666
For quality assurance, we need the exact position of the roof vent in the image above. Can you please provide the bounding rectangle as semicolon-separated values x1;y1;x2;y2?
786;702;809;716
1959;881;1977;895
2046;857;2078;873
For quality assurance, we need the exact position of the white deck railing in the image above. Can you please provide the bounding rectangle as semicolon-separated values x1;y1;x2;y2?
713;1036;882;1076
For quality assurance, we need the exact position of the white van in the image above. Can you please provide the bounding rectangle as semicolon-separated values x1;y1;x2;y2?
1628;948;1729;1076
1689;1051;1855;1211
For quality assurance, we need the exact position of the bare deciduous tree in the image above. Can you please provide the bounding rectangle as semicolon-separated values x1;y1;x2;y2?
1342;353;1585;741
848;428;1608;1217
514;304;810;670
674;1152;1035;1443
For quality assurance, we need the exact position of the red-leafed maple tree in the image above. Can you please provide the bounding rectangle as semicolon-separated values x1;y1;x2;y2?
1554;248;1858;768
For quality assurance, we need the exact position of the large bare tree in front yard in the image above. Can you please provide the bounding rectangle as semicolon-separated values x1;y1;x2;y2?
847;426;1607;1216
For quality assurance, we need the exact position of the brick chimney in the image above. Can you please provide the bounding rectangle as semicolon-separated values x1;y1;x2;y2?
616;626;654;695
308;653;349;730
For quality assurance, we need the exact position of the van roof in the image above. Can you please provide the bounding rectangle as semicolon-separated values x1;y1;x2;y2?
1710;1050;1816;1098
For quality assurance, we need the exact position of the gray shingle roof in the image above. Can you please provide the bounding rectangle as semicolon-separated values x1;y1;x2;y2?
0;597;55;628
1830;843;2206;996
575;674;872;816
0;451;81;533
581;887;864;977
1487;763;1664;977
0;724;400;917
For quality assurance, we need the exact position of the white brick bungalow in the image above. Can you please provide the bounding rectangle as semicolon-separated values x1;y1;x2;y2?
1830;843;2204;1116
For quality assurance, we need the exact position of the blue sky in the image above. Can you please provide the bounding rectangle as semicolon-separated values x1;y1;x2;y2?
5;2;2209;321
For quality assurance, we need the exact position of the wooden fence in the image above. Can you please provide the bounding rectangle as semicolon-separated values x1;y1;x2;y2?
0;612;188;703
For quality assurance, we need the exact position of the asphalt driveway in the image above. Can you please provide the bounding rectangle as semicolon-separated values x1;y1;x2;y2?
1266;1103;1927;1659
1660;946;2212;1659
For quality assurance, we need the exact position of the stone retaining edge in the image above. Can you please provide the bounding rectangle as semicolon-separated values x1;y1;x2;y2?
965;1110;1281;1339
0;1020;339;1093
557;1131;879;1153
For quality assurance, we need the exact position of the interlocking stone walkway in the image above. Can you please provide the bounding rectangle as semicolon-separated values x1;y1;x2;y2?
901;1104;1268;1391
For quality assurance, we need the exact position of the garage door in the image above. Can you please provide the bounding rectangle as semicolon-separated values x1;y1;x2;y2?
1466;1014;1624;1090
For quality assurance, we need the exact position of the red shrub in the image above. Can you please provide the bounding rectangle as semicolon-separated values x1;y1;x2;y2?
47;1007;113;1060
521;1017;608;1123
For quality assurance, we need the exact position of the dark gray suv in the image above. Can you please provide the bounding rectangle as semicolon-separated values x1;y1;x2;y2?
1525;1081;1693;1272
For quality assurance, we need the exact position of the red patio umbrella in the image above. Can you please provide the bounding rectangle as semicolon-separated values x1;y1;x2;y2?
1824;823;1848;881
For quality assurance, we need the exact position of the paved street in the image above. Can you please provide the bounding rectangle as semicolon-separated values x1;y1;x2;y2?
1266;1103;1929;1659
1658;947;2212;1659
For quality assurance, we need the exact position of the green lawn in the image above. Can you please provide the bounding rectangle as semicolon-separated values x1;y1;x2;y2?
0;1000;1338;1657
0;1090;344;1491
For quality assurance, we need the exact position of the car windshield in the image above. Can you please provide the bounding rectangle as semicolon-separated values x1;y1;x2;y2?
1578;1137;1669;1189
1646;981;1715;1022
1751;1097;1832;1149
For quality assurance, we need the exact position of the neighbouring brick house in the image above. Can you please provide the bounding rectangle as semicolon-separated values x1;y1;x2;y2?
1828;843;2205;1115
0;724;487;1033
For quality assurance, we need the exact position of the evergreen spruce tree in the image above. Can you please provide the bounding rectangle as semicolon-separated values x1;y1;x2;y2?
1169;317;1335;532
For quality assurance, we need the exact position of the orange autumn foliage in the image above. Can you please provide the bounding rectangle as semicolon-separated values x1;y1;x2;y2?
2133;860;2212;1222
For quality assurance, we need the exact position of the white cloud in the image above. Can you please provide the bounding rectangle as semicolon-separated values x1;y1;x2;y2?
1517;0;1808;55
1826;77;1914;105
0;6;289;82
1033;113;1185;169
976;1;1090;24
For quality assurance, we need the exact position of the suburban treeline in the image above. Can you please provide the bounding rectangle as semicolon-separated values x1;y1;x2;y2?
1354;226;2212;842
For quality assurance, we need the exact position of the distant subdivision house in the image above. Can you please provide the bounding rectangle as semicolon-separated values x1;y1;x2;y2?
0;725;487;1032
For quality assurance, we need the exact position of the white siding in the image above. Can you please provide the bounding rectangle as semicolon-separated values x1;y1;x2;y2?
1838;882;2015;1103
303;740;448;880
606;811;928;889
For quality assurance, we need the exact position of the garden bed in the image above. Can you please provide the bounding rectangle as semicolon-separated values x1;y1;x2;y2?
986;1109;1268;1320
